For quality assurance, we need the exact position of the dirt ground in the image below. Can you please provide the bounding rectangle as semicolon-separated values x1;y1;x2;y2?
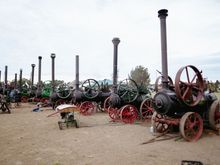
0;103;220;165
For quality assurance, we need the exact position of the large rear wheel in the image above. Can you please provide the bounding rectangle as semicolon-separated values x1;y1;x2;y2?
180;112;203;142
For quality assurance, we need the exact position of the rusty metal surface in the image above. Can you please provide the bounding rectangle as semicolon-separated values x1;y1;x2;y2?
175;65;204;106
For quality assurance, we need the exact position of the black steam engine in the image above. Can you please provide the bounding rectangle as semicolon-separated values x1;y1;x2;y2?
49;54;73;109
71;55;111;115
106;38;153;124
151;9;220;141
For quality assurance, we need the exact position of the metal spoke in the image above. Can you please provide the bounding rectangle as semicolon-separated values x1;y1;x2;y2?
185;67;190;83
121;91;128;98
182;86;190;99
190;73;197;84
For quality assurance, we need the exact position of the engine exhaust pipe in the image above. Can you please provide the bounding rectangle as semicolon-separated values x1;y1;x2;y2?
38;56;42;86
158;9;169;88
75;55;79;90
14;73;17;89
31;64;36;88
51;53;56;92
112;37;120;93
19;69;22;91
4;65;8;89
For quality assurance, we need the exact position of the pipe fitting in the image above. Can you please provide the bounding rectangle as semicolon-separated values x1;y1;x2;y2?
51;53;56;58
112;37;120;45
158;9;168;18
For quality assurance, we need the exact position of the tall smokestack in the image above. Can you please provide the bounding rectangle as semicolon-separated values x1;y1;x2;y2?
14;73;17;89
0;70;1;82
38;56;42;85
75;55;79;90
112;37;120;93
31;64;35;87
4;65;8;89
19;69;22;91
51;53;56;92
158;9;169;88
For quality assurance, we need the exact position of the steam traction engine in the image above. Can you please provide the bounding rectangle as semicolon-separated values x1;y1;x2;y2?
151;9;220;141
107;38;154;124
108;78;153;124
50;53;73;109
72;55;111;115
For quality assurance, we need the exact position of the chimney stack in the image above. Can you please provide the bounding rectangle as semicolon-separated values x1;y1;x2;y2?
19;69;22;91
31;64;36;88
38;56;42;86
158;9;169;88
4;65;8;89
14;73;17;89
112;37;120;93
75;55;79;90
51;53;56;92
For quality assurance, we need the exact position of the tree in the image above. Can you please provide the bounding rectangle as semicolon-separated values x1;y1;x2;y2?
215;80;220;92
129;65;150;88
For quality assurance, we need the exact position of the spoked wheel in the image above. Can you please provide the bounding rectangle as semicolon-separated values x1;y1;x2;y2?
175;65;204;106
180;112;203;142
108;107;119;121
155;76;174;92
208;100;220;130
56;83;72;99
117;79;139;103
81;79;100;99
140;98;154;120
120;105;138;124
21;96;28;103
79;101;96;116
40;98;48;104
33;97;41;103
151;111;169;133
103;96;111;112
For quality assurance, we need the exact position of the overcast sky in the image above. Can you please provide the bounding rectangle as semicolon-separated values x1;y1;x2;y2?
0;0;220;84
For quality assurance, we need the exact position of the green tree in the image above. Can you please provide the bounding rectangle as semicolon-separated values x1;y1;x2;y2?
215;80;220;92
129;65;150;88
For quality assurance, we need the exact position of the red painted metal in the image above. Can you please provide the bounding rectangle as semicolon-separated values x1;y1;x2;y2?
120;105;138;124
152;112;179;133
108;107;119;121
103;96;110;112
40;98;48;103
140;98;154;120
79;101;96;116
21;96;28;103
